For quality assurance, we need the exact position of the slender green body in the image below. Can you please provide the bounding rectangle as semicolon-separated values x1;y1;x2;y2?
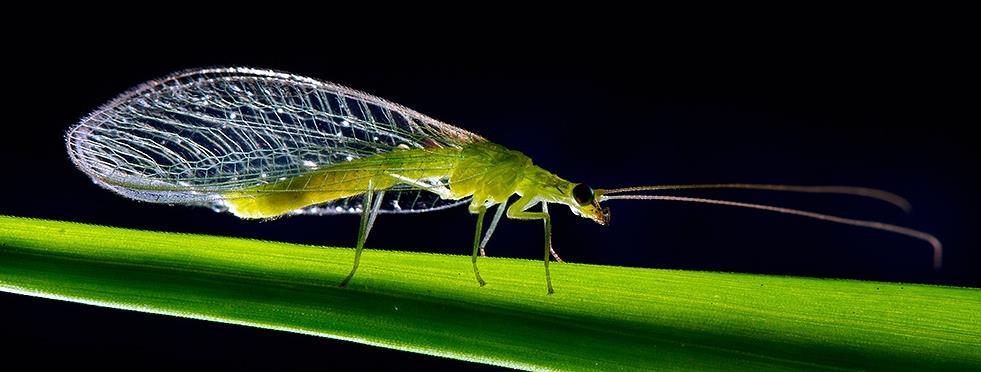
225;142;603;221
224;141;608;293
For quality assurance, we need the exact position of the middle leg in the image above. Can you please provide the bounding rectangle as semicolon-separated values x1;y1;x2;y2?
479;202;506;257
507;195;556;294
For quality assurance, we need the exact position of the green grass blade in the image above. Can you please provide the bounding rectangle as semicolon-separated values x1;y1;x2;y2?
1;215;979;370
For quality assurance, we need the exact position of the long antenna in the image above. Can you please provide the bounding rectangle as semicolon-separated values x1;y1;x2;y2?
602;184;912;212
599;194;942;269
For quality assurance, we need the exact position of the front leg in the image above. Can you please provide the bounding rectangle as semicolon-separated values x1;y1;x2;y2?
507;195;555;294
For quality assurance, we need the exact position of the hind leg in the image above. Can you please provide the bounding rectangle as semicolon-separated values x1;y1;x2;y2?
339;185;385;287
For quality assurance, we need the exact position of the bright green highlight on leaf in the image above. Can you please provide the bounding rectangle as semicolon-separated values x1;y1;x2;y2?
1;215;978;370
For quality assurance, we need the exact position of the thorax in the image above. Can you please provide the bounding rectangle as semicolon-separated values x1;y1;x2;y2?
448;142;569;208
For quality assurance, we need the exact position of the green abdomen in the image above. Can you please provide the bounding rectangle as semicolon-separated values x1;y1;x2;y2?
221;142;532;218
223;147;465;218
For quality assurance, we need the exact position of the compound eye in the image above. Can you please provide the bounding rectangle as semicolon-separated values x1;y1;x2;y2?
572;183;594;205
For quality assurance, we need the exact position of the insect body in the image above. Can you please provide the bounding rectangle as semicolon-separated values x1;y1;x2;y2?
67;67;940;294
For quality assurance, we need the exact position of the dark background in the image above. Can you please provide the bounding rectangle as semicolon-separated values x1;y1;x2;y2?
2;18;975;369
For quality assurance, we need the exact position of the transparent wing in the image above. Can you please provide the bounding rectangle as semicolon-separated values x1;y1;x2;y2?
67;67;484;213
288;191;473;216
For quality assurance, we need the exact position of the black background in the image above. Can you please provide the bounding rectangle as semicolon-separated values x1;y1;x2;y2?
2;16;976;370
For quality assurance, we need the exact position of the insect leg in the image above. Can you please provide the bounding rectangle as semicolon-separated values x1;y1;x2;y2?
549;247;564;262
479;202;507;257
507;195;555;294
471;205;488;286
365;190;386;237
340;182;382;287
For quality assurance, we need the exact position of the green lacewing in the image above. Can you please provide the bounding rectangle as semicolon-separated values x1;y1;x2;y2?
67;67;941;293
